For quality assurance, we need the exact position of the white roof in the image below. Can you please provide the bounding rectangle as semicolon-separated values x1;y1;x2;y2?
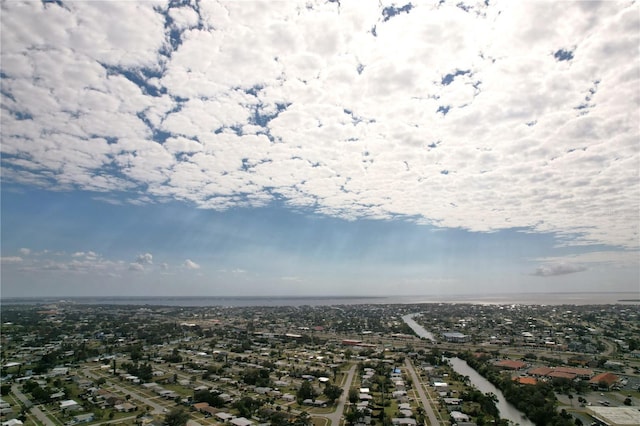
588;407;640;425
229;417;253;426
59;399;79;408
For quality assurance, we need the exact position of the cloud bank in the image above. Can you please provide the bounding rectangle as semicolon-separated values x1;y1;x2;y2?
1;0;638;250
532;263;587;277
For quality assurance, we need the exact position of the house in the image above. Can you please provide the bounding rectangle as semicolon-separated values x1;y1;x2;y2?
50;367;69;376
59;399;80;411
433;382;449;391
302;399;327;407
2;420;23;426
73;413;94;424
215;412;234;422
391;391;406;399
514;377;537;386
229;418;253;426
114;402;137;412
282;394;295;402
548;371;576;380
528;367;553;377
391;418;417;425
450;411;471;423
218;393;232;403
192;402;210;413
589;372;619;390
49;391;65;400
200;406;217;417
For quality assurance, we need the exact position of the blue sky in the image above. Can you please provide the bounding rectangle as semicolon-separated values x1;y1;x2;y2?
1;1;639;298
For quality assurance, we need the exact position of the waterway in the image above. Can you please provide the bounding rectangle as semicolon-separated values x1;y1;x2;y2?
446;357;535;426
400;313;533;426
401;313;436;342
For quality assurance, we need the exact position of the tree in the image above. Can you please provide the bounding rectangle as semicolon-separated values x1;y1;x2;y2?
323;383;343;403
163;408;189;426
568;393;574;406
345;408;366;425
348;388;359;404
293;411;312;426
296;380;315;403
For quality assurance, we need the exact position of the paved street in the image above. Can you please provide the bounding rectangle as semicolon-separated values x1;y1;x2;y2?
83;369;166;414
11;384;57;426
320;363;357;426
404;358;440;426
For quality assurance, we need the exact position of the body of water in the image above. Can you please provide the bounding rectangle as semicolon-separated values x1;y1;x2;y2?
401;313;532;425
1;292;637;307
447;357;535;426
402;313;436;342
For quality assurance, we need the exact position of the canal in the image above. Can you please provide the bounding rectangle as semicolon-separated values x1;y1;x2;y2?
446;357;535;426
401;313;533;425
401;313;436;342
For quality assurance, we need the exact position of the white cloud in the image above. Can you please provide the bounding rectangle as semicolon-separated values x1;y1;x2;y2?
1;1;638;250
1;256;23;263
135;253;153;265
128;263;145;272
183;259;200;270
532;263;587;277
533;250;640;268
19;248;30;256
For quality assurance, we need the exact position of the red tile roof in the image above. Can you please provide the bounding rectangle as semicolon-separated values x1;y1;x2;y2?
514;377;537;385
193;402;210;411
495;360;527;370
589;372;619;386
528;367;553;376
555;367;592;377
548;371;577;380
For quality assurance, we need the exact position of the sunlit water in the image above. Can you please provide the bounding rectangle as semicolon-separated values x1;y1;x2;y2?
2;292;637;306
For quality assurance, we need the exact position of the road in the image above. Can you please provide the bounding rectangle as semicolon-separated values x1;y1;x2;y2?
83;369;166;414
321;363;357;426
404;358;440;426
11;384;57;426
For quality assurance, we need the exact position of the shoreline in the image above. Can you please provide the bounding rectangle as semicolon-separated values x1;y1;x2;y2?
1;291;638;307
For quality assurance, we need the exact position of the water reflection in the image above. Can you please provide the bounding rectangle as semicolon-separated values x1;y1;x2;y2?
446;357;535;426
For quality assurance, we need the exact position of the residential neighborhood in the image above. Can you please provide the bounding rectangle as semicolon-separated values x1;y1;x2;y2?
1;302;639;426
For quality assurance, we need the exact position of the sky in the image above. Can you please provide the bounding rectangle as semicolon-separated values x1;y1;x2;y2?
1;0;639;298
